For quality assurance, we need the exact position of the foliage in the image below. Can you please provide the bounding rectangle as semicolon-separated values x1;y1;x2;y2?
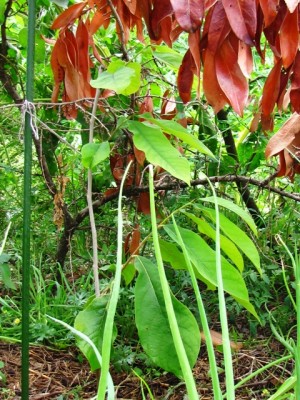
1;0;300;398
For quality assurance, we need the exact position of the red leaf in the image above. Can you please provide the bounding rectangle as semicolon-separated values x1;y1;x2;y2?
161;90;177;119
291;52;300;113
215;36;248;116
51;2;87;30
90;9;111;34
137;192;151;214
261;59;282;118
206;2;231;53
238;41;253;78
259;0;279;27
188;30;201;76
123;0;137;15
177;50;194;103
279;8;299;69
265;113;300;158
170;0;204;32
221;0;254;45
264;2;287;56
150;0;173;41
129;225;141;256
203;49;228;113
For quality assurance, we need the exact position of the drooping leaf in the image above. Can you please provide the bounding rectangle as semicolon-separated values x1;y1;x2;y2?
200;196;257;235
203;49;228;113
221;0;255;45
150;0;173;40
290;51;300;113
164;225;258;318
259;0;279;27
279;8;298;69
183;212;244;272
128;121;191;184
261;60;282;120
177;50;194;103
134;256;200;377
170;0;204;32
200;207;261;274
215;36;248;116
206;1;231;53
0;263;16;290
238;42;253;78
51;2;87;29
81;142;110;169
74;296;116;371
141;115;215;158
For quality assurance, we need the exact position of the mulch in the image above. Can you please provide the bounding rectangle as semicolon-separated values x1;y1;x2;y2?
0;340;294;399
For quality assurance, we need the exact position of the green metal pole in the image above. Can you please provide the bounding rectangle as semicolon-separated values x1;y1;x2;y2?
22;1;36;399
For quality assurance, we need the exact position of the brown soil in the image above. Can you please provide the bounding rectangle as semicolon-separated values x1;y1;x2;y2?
0;340;293;399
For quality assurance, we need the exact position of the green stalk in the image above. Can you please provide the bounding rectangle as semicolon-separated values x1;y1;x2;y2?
97;161;133;400
22;1;36;399
277;236;300;398
172;215;222;400
206;179;235;399
148;165;199;400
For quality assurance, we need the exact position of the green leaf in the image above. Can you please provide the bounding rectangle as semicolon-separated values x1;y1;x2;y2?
0;1;6;25
81;142;110;169
159;239;215;289
201;196;257;236
164;225;258;319
141;116;215;159
91;60;141;95
200;207;261;274
0;264;16;290
122;263;136;285
128;121;191;184
74;295;116;371
19;29;46;63
183;212;244;272
50;0;69;7
153;45;183;69
134;256;200;377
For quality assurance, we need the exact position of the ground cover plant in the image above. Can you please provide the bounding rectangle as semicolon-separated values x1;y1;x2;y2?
1;0;300;398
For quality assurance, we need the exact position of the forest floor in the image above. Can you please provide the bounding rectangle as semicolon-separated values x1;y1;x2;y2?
0;337;294;400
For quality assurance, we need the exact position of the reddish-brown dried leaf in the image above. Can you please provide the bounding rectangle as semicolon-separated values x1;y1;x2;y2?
188;30;201;76
264;2;287;55
161;91;177;119
123;0;137;15
90;9;111;34
238;41;253;78
221;0;254;45
206;2;231;53
170;0;204;32
177;49;194;103
259;0;279;27
279;8;299;69
137;192;151;214
261;59;282;118
215;36;248;116
200;329;243;350
277;64;292;111
129;225;141;255
51;2;87;30
203;49;228;113
150;0;173;40
265;113;300;158
291;52;300;113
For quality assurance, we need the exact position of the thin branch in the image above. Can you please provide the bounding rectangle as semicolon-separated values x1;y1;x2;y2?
106;0;129;61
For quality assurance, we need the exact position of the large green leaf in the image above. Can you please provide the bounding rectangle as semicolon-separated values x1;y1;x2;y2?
141;115;215;159
200;206;261;274
74;295;116;371
81;142;110;169
201;196;257;236
159;239;215;290
183;212;244;272
134;256;200;377
91;60;141;95
164;225;258;318
128;121;190;184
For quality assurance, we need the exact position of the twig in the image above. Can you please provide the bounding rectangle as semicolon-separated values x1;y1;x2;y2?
106;0;129;61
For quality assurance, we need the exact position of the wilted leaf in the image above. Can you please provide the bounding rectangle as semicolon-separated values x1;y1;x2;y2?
290;51;300;113
279;8;298;68
170;0;204;32
177;50;194;103
259;0;279;27
221;0;255;45
215;36;248;116
261;60;282;119
51;2;87;29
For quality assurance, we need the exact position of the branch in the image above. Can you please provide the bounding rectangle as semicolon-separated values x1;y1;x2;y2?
106;0;129;61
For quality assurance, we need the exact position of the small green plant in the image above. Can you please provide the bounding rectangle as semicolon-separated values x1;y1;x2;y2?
0;360;6;385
